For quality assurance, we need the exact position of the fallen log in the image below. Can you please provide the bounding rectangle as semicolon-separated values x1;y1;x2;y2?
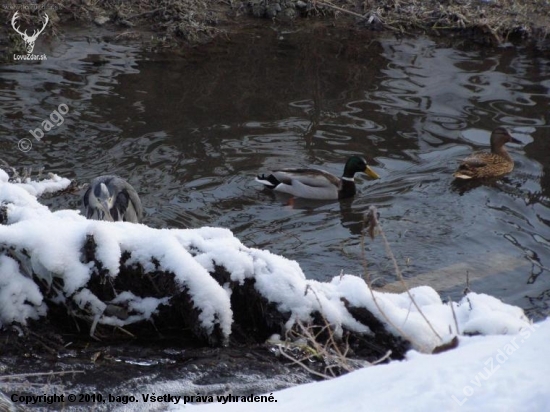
0;171;534;362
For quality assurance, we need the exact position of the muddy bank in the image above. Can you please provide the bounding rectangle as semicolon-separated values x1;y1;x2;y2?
1;0;549;58
0;328;314;411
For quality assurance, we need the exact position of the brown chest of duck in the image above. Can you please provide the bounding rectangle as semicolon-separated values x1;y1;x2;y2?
255;155;380;200
453;128;522;180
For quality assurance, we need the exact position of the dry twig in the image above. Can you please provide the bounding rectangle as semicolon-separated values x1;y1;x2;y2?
362;206;442;348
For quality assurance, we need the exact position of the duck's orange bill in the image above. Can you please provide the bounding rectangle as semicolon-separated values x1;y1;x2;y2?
364;166;380;179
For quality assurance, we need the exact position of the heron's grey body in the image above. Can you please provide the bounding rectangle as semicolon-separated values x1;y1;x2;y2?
83;175;143;223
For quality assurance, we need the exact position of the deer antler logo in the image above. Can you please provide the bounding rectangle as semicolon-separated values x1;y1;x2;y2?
11;12;49;54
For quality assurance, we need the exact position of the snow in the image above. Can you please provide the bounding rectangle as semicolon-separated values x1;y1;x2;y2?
1;173;547;411
181;318;550;412
0;175;236;336
0;255;46;325
0;175;539;352
327;276;531;352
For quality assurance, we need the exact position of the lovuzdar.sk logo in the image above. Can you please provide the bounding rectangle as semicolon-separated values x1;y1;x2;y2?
11;11;48;61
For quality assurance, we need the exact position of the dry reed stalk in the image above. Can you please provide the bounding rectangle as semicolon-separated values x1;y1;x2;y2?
362;206;442;348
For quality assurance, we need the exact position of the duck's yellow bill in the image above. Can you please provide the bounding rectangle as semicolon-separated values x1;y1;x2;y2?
364;166;380;179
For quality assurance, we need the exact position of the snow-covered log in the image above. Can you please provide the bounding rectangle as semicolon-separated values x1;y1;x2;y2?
0;170;534;357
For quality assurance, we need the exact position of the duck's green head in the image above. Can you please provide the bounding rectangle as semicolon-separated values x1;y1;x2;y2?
344;156;380;180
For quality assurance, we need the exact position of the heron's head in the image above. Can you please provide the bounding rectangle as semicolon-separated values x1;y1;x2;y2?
96;182;115;222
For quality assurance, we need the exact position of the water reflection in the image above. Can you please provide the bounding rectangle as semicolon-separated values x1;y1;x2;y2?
0;29;549;319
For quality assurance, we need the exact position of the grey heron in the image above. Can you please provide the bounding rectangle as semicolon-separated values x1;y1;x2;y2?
83;175;143;223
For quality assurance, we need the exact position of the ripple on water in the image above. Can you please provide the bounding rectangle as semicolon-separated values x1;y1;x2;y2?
1;32;549;322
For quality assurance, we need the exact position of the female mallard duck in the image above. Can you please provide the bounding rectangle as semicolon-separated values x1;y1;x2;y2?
255;156;380;200
453;128;521;180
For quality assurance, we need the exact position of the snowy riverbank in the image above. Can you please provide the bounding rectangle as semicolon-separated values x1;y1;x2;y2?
1;171;546;412
180;318;550;412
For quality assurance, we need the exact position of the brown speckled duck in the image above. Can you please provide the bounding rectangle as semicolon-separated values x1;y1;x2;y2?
453;128;521;180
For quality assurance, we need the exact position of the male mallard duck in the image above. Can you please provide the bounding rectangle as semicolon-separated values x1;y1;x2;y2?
453;128;521;180
255;156;380;200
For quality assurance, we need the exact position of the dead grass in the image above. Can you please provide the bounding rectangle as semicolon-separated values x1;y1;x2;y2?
1;0;548;54
317;0;550;43
273;317;391;379
362;206;443;351
1;0;226;54
271;288;394;379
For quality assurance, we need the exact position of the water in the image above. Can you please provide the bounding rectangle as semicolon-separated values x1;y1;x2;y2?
1;26;549;324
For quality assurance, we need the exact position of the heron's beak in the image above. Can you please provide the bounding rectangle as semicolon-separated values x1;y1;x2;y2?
100;200;114;222
364;166;380;180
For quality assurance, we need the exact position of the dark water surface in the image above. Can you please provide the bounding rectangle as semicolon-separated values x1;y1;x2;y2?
1;27;550;319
